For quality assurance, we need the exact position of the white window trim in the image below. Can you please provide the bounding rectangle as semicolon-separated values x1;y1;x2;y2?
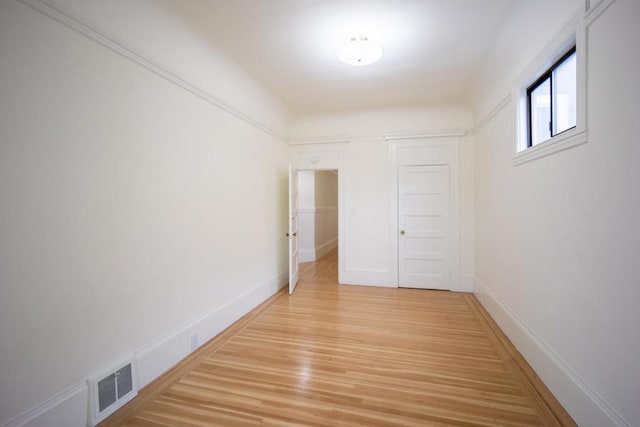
513;13;587;166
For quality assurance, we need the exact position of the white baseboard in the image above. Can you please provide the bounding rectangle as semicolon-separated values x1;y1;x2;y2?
473;277;629;427
1;383;87;427
298;248;315;263
315;238;337;259
136;272;288;389
2;272;287;427
298;238;337;263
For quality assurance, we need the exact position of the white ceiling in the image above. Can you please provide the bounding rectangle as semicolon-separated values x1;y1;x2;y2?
153;0;515;115
51;0;515;116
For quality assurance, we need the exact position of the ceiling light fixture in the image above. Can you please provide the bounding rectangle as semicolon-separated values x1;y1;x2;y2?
336;36;383;66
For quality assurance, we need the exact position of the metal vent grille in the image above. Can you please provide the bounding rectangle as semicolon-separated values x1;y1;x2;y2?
97;364;133;412
97;374;116;412
116;364;133;398
89;360;137;426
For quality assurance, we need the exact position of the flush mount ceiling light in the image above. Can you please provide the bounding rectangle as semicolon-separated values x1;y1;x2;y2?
336;36;383;66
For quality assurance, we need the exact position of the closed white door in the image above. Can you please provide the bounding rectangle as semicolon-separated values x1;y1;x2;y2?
398;165;451;290
288;165;299;294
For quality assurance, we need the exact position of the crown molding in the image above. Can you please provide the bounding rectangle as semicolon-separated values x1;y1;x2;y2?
585;0;617;26
17;0;288;143
384;130;467;142
471;94;512;135
289;136;351;145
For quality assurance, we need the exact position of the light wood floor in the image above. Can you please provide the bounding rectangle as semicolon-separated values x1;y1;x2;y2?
102;249;575;426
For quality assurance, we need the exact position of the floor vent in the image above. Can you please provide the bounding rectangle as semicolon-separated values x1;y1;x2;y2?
87;359;137;426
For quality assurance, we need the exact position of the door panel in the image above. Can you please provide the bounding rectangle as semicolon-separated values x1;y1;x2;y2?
405;215;446;232
288;165;299;294
398;165;451;290
404;236;443;254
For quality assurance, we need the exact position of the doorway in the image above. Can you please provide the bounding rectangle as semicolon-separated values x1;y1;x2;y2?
389;136;461;291
289;169;339;294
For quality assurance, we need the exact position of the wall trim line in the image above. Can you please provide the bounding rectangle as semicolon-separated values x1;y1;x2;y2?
298;206;338;214
289;136;351;145
1;382;87;427
474;277;630;427
315;237;338;260
17;0;288;143
585;0;617;26
384;130;467;141
471;94;512;135
314;206;338;213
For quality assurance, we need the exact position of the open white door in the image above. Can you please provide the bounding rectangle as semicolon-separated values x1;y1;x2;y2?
288;165;299;294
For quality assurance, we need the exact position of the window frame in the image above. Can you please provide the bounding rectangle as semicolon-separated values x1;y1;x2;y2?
526;46;577;148
513;14;587;166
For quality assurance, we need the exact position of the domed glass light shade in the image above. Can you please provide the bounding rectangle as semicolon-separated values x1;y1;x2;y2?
336;36;383;66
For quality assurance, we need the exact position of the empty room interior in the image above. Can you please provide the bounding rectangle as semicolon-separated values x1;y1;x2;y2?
1;0;639;426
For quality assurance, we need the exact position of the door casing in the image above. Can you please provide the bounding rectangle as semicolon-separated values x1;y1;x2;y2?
290;146;345;285
389;135;462;291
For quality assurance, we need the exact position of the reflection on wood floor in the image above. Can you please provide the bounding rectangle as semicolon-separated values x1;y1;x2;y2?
102;247;575;426
299;247;339;285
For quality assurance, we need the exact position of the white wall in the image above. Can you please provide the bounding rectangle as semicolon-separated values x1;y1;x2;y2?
290;106;474;287
297;171;316;261
313;171;338;260
297;171;338;263
471;0;640;425
46;0;291;136
0;1;289;425
298;171;315;210
314;171;338;208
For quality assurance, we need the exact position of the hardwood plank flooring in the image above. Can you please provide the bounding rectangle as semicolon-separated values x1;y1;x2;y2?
101;249;575;426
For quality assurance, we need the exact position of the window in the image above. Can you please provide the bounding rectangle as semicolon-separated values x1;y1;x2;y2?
527;46;577;147
512;16;587;165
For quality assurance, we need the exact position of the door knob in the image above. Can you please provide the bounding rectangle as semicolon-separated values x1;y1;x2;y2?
400;230;405;235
